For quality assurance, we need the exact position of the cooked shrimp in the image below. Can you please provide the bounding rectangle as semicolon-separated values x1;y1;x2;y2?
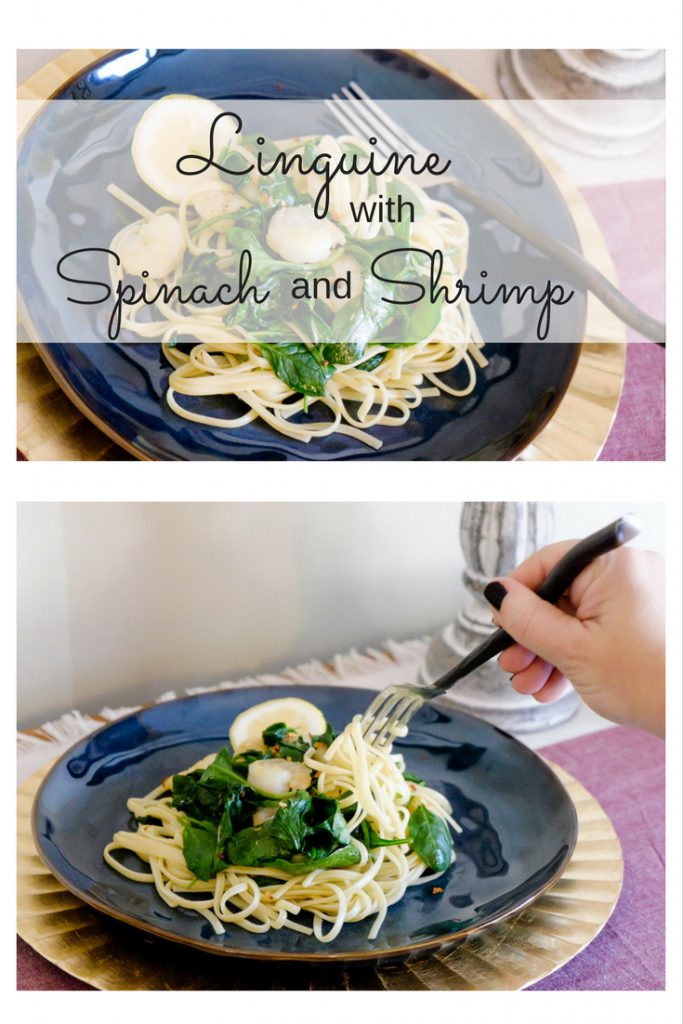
247;758;312;795
193;183;246;221
265;204;344;264
252;806;278;827
118;213;185;278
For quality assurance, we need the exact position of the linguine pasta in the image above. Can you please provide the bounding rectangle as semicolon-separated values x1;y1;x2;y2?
107;114;488;449
104;714;459;942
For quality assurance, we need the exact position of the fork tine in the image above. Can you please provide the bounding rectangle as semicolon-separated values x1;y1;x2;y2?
361;689;406;732
325;93;361;137
362;704;404;748
367;694;424;749
371;706;411;748
339;85;415;159
324;96;394;161
346;81;431;160
345;80;417;147
392;696;424;730
362;686;405;716
337;86;399;146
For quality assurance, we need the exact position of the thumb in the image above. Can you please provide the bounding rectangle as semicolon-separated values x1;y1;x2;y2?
483;577;585;672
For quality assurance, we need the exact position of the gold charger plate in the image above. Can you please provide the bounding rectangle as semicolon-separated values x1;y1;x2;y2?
16;49;626;462
17;759;623;991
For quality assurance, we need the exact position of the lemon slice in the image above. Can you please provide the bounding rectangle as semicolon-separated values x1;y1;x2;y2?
229;697;327;754
131;94;237;204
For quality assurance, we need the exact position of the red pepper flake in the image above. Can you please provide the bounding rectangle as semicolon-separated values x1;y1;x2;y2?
432;886;444;895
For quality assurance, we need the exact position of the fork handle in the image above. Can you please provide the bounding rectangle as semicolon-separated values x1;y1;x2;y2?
430;514;643;692
444;179;665;345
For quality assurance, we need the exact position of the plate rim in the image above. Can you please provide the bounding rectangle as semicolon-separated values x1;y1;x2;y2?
29;340;582;463
31;683;579;964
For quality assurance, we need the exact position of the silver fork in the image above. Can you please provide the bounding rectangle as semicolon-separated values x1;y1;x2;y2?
325;81;450;189
359;515;642;749
324;82;665;345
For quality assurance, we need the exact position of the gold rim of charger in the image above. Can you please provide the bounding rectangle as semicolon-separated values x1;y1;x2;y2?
17;756;623;989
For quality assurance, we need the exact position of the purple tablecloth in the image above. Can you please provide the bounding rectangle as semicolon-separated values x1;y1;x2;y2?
530;726;665;990
586;180;666;461
17;725;665;991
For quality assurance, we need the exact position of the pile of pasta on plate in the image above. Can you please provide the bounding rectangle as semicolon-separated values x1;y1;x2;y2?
105;696;459;941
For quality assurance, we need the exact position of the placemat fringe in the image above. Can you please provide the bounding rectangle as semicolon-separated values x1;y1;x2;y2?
18;637;430;763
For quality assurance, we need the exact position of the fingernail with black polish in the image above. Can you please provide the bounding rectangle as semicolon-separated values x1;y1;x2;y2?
483;581;507;610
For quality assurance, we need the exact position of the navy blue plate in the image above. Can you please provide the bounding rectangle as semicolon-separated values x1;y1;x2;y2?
33;685;577;964
19;49;583;460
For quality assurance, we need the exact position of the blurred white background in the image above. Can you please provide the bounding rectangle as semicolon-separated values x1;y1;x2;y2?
17;502;664;726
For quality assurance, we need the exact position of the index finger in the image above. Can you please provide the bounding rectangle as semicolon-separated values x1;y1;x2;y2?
508;540;581;590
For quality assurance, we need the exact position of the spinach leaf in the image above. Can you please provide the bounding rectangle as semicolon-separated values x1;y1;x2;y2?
402;295;443;344
357;352;385;373
261;722;310;761
256;171;300;210
263;845;361;875
231;204;268;235
312;721;336;746
311;795;351;846
346;237;399;269
330;274;393;351
296;303;333;348
358;820;408;848
216;788;247;848
232;748;269;768
270;791;312;852
199;747;249;790
259;343;335;398
226;226;292;279
181;817;222;881
175;251;222;293
171;771;226;821
320;340;385;374
217;146;253;195
262;721;292;745
172;747;289;825
221;138;299;208
408;804;453;873
170;772;200;807
386;178;424;241
322;341;366;364
226;821;286;866
224;274;296;338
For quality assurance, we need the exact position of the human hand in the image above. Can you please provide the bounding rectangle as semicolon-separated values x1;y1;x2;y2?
483;543;665;736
